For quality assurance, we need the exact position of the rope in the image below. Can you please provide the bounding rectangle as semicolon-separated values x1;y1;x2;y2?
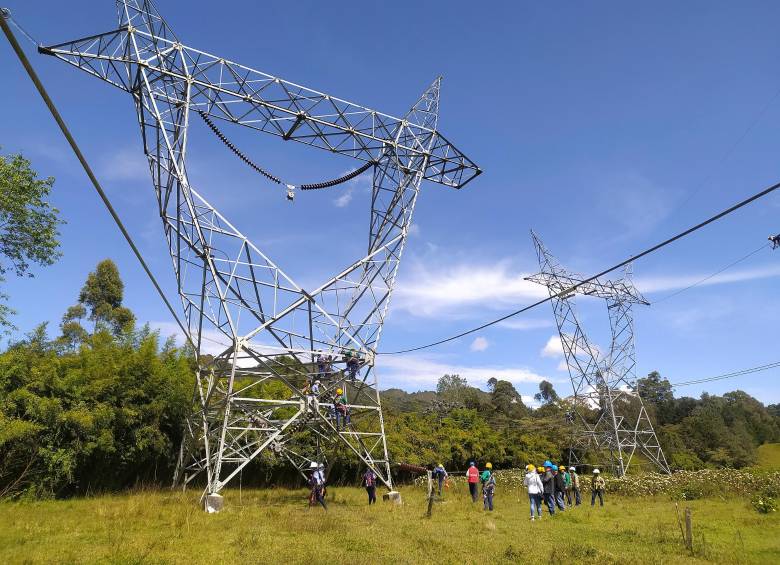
380;178;780;354
1;13;194;349
196;110;375;192
653;242;770;304
1;9;39;47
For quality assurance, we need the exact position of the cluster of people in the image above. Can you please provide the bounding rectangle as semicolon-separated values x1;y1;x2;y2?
306;459;607;514
307;463;380;509
314;349;365;382
302;349;366;428
523;461;605;519
466;461;497;511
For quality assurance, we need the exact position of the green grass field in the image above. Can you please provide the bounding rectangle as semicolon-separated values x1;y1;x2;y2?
757;443;780;469
1;485;778;564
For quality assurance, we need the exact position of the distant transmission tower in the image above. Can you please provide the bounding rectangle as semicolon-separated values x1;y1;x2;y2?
41;0;480;508
527;232;670;475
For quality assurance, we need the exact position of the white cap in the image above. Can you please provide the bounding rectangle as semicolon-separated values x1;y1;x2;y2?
593;468;600;474
309;461;318;469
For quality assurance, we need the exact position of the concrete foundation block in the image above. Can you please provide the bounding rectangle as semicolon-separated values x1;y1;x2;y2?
382;490;402;505
205;493;224;513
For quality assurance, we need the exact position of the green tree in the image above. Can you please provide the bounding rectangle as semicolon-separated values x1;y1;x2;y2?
0;152;64;329
534;380;559;404
77;259;135;335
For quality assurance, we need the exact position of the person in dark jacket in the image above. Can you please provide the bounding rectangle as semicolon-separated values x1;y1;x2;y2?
553;465;566;510
541;461;556;515
362;467;377;505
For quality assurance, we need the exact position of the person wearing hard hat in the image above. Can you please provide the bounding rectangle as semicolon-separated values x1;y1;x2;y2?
552;465;566;511
481;462;496;511
541;462;556;515
569;466;581;506
308;462;327;510
334;388;349;430
562;466;573;506
432;463;448;496
466;461;479;502
523;464;544;520
591;468;606;507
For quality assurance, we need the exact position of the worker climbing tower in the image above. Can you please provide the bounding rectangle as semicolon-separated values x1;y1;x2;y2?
527;232;670;475
39;0;480;508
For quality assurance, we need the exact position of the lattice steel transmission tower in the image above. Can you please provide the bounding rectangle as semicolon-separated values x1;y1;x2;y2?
526;232;670;475
40;0;480;504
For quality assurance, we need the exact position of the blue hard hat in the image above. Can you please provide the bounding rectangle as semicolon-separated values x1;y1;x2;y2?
551;464;558;471
543;460;553;468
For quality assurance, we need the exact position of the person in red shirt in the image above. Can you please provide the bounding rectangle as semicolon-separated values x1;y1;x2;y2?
466;461;479;502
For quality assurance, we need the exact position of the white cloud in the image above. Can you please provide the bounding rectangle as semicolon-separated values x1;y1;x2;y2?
498;318;555;331
541;335;563;358
393;259;547;318
636;263;780;295
470;336;489;352
557;360;569;372
334;188;354;208
100;147;149;181
332;166;373;207
377;353;549;391
408;223;421;237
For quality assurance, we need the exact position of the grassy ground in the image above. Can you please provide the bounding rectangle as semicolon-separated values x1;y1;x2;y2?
0;485;778;564
757;443;780;468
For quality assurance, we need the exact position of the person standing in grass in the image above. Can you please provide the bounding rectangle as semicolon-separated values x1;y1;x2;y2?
553;465;566;511
569;466;581;506
591;468;606;507
308;462;327;510
466;461;479;502
562;466;573;506
542;461;556;515
523;464;544;520
362;467;377;505
432;463;448;496
481;462;495;511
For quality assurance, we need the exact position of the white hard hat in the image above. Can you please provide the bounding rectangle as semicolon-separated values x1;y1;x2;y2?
569;466;575;471
309;461;318;469
593;468;600;474
314;380;321;384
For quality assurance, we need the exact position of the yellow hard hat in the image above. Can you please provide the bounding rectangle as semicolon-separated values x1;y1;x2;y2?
526;464;536;472
486;462;493;469
336;388;343;394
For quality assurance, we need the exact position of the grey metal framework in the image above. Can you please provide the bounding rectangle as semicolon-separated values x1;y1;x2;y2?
527;232;670;475
41;0;480;499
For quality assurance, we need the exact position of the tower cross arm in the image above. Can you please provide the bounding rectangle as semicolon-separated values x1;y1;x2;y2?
525;271;649;305
40;27;481;189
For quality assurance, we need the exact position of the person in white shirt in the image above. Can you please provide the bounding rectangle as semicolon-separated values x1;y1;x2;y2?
523;464;544;520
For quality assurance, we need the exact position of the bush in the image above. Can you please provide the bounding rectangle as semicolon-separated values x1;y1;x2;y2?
751;487;778;514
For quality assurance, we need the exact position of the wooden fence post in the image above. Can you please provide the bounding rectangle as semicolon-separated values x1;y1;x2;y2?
684;507;693;552
426;470;434;517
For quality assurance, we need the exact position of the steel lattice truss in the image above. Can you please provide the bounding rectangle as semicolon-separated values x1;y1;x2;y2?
41;0;480;497
527;233;670;475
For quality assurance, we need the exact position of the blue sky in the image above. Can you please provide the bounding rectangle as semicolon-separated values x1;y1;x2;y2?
2;1;780;404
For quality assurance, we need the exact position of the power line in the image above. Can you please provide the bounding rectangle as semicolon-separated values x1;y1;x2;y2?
652;242;770;304
672;84;780;217
668;360;780;389
1;11;194;349
380;177;780;354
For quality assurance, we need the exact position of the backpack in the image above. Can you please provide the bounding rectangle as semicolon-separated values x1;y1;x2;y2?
364;471;376;487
